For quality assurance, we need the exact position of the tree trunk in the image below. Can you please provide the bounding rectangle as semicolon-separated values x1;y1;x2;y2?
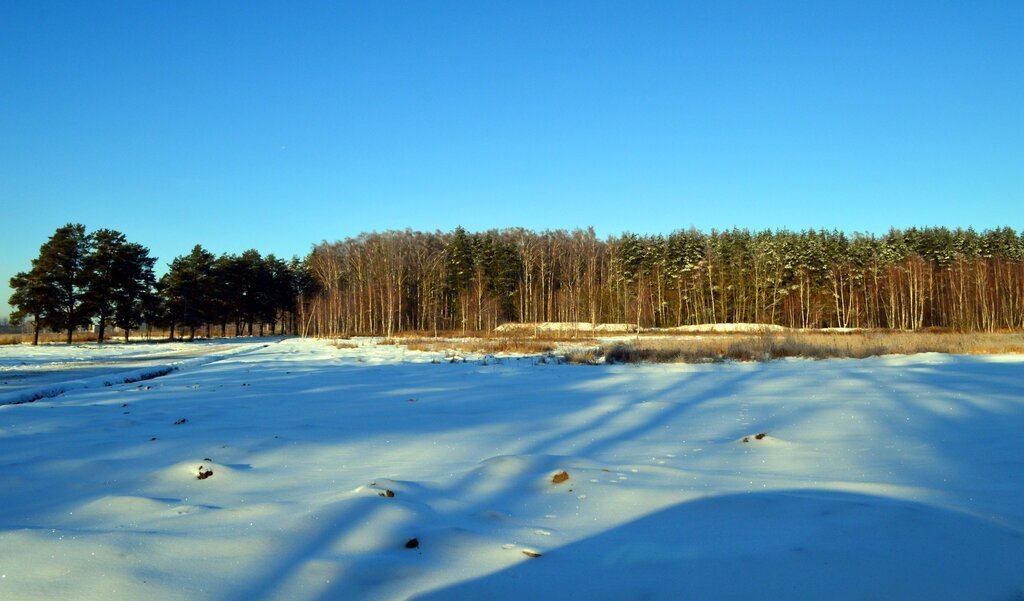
32;318;40;346
97;310;107;344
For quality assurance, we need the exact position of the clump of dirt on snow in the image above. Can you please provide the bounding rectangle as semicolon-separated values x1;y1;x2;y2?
552;471;570;484
197;466;213;480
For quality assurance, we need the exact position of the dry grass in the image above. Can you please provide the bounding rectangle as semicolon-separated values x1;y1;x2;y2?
0;334;25;346
584;331;1024;364
401;337;560;354
373;328;597;355
381;328;600;342
0;331;101;345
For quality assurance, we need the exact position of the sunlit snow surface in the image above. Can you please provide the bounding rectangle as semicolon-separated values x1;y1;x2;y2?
1;338;1022;600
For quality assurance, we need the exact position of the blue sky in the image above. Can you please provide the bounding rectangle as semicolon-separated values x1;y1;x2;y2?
2;1;1022;318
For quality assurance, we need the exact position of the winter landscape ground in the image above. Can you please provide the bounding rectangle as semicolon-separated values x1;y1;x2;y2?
1;337;1023;600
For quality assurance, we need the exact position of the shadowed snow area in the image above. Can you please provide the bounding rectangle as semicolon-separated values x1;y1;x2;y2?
0;338;1022;600
0;340;269;402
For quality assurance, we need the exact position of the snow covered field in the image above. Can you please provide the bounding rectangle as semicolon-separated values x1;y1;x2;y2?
1;338;1023;600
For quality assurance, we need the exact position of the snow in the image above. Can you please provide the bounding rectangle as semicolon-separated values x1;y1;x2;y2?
664;322;789;333
495;322;638;334
1;338;1023;600
0;341;267;405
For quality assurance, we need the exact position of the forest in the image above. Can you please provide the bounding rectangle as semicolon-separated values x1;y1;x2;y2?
304;226;1024;336
9;224;1024;343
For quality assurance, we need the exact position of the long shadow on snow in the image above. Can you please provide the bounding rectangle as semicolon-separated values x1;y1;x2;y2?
6;346;1023;600
833;355;1024;523
412;488;1024;601
224;363;777;601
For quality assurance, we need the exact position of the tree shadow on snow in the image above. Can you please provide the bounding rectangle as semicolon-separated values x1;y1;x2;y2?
411;488;1024;601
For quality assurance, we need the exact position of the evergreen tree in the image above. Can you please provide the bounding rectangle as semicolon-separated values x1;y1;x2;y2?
161;245;215;340
110;242;157;342
8;267;49;345
236;249;271;336
210;254;243;337
84;229;129;343
444;227;475;331
34;224;93;343
265;255;297;335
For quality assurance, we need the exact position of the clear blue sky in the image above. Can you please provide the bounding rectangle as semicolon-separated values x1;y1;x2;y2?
2;1;1022;318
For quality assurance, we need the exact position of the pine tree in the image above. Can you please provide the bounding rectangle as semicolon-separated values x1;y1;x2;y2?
110;242;157;342
84;229;129;343
236;250;270;336
8;267;49;345
161;245;215;340
34;224;93;343
615;233;648;330
444;227;475;332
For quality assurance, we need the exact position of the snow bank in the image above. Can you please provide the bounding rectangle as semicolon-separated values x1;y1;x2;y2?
664;322;789;333
495;322;638;334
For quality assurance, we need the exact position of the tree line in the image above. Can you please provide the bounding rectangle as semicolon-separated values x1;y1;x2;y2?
303;226;1024;336
8;224;306;344
11;224;1024;343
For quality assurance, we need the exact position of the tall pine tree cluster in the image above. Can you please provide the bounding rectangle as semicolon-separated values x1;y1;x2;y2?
303;227;1024;336
8;224;305;344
